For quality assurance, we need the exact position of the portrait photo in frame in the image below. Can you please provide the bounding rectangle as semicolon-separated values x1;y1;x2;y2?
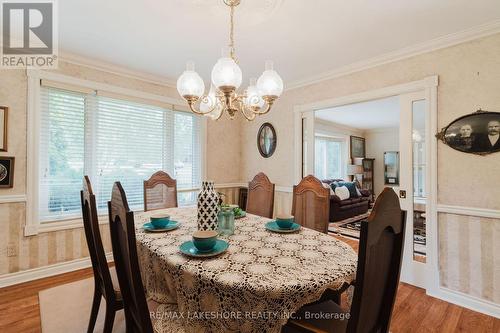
436;110;500;155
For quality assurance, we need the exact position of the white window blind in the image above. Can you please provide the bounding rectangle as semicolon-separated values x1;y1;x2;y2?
39;85;202;222
314;136;344;180
39;87;86;221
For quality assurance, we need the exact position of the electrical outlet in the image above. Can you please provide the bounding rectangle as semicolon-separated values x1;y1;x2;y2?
7;244;17;257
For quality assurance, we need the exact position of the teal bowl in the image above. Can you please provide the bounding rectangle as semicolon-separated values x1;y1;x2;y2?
192;230;218;252
150;214;170;228
275;214;294;229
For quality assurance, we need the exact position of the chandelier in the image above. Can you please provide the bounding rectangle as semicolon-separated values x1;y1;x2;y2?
176;0;284;121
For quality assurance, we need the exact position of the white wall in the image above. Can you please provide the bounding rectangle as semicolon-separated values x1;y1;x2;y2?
363;128;399;197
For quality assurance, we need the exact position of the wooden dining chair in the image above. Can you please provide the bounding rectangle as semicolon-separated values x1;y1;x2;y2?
143;171;178;211
246;172;275;218
81;176;123;333
282;188;406;333
108;182;154;333
292;175;330;233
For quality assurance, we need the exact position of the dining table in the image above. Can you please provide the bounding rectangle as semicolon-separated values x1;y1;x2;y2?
135;207;357;333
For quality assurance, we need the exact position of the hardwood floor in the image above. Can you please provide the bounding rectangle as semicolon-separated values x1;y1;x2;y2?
0;237;498;333
0;267;96;333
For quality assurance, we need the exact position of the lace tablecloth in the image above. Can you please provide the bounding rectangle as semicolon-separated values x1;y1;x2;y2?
135;207;357;333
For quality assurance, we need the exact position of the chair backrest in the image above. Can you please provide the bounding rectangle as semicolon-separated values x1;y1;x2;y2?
143;171;177;211
292;175;330;233
108;182;153;333
347;187;406;333
80;176;115;299
246;172;275;218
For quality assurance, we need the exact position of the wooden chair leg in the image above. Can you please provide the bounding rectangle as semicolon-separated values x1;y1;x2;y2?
103;304;116;333
124;307;135;333
87;288;102;333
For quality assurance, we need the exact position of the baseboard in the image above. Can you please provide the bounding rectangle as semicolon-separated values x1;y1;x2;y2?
0;253;113;288
428;286;500;319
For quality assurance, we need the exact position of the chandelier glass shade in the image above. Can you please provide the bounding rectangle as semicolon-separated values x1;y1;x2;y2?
176;0;283;121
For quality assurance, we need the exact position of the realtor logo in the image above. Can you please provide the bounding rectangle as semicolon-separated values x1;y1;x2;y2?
1;0;58;68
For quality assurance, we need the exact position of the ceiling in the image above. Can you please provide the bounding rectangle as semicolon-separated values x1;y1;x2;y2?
59;0;500;87
315;96;400;130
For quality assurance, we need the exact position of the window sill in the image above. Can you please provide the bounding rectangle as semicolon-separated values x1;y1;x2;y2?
36;215;109;234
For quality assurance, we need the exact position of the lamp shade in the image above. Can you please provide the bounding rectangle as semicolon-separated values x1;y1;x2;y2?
177;62;205;98
347;164;364;175
257;60;283;97
244;78;264;108
211;57;242;89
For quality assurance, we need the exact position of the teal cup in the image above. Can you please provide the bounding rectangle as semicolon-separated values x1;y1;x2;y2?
192;230;218;252
275;214;294;229
150;214;170;228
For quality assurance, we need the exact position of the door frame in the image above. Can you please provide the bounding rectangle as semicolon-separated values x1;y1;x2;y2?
293;76;439;294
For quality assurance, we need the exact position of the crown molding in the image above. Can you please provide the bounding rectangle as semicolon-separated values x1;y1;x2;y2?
364;127;399;134
315;118;364;136
58;50;177;88
285;19;500;91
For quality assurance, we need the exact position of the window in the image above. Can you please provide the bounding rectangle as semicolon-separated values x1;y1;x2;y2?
39;85;202;222
314;136;344;180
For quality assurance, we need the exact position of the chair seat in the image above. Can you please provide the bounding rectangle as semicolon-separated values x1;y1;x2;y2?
283;300;348;333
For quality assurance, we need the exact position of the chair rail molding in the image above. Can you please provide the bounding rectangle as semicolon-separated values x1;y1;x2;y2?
437;204;500;219
0;194;27;204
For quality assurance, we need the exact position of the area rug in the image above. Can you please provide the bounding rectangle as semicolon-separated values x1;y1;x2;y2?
39;273;184;333
39;275;126;333
329;219;427;255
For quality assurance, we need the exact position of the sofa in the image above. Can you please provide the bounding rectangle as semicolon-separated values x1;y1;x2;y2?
322;179;371;222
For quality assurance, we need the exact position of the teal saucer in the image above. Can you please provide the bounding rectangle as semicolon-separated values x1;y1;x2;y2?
179;239;229;258
265;221;301;233
235;211;246;219
143;221;179;232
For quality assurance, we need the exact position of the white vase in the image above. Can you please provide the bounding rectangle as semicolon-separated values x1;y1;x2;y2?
197;181;220;231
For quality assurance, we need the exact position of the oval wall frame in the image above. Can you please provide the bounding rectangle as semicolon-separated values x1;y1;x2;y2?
436;110;500;155
257;122;277;158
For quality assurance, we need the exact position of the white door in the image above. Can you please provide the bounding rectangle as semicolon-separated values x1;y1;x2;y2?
399;91;428;288
302;111;316;179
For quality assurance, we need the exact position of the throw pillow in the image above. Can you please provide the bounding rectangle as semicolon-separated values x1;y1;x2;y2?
335;186;350;200
337;181;359;198
329;181;339;192
323;182;335;195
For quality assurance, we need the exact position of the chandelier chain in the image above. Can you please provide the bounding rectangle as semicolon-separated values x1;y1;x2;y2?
229;4;236;62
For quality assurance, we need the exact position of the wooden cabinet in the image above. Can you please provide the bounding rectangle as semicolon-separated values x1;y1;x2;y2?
362;158;375;202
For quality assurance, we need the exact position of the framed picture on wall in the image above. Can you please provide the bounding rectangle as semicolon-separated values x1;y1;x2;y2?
384;151;399;185
0;106;7;152
436;110;500;155
350;135;365;159
0;157;14;188
257;122;277;158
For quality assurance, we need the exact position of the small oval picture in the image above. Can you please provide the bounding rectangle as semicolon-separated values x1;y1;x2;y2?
257;122;277;158
437;110;500;155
